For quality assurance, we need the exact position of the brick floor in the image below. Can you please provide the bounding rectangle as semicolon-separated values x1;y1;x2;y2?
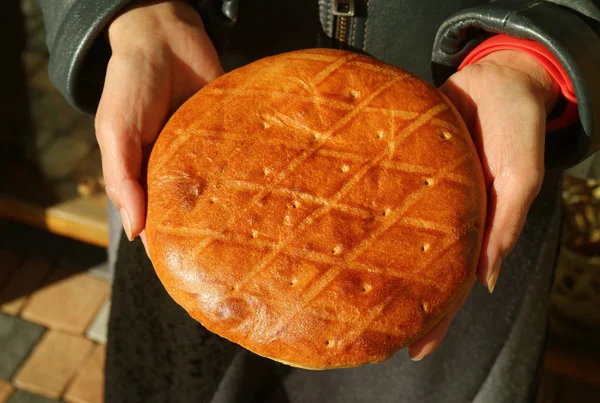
64;344;106;403
13;331;93;399
0;251;21;288
0;314;45;380
21;270;110;335
86;301;110;345
6;389;57;403
0;221;109;403
0;379;13;403
0;260;51;315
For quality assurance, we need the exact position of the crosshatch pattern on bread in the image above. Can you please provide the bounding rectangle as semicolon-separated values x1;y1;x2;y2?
145;49;487;369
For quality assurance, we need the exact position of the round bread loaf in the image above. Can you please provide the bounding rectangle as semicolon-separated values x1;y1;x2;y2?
146;49;486;369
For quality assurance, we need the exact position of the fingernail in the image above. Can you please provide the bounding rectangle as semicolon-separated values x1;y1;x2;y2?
488;260;502;293
120;209;134;241
409;350;424;361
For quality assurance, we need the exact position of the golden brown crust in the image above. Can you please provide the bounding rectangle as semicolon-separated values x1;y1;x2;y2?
145;49;486;369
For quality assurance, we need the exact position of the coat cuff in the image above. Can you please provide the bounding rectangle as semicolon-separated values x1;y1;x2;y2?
431;1;600;169
46;0;133;114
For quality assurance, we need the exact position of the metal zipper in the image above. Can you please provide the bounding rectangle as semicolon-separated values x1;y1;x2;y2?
332;0;355;48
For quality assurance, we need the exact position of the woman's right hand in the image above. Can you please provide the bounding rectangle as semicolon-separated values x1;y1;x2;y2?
95;0;222;246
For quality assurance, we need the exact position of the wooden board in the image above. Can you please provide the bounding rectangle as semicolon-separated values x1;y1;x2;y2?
0;194;108;248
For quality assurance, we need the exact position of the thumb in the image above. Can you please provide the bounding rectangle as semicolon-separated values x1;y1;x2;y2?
95;50;171;240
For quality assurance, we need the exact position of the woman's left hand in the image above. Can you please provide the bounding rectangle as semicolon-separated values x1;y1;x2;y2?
408;49;560;360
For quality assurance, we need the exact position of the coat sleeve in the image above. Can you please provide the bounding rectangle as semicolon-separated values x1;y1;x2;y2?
35;0;230;114
431;0;600;169
35;0;133;114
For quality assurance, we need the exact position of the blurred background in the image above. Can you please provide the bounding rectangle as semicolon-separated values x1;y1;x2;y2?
0;1;599;402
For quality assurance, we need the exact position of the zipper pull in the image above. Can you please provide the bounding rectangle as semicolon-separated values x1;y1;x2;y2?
332;0;355;49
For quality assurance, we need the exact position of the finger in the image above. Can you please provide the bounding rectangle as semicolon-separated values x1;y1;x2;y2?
478;160;544;293
442;75;546;293
95;49;171;240
408;290;470;361
139;230;149;256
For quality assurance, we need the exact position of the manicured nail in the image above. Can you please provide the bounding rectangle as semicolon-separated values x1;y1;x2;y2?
409;350;424;361
120;208;134;241
488;259;502;293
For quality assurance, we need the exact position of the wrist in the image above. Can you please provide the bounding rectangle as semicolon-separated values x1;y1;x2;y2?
474;50;561;115
107;0;202;51
459;34;579;131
